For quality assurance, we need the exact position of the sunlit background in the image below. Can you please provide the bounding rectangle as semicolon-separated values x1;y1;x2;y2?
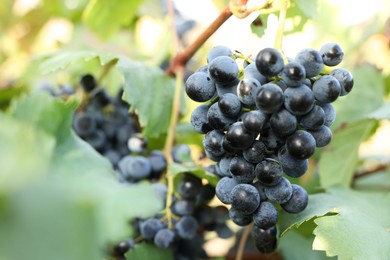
1;0;390;258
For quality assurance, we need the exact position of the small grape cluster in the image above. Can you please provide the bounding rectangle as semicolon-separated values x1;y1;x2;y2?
112;171;232;260
186;43;353;253
72;74;167;182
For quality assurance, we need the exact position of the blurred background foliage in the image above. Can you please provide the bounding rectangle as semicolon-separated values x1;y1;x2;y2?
1;0;390;259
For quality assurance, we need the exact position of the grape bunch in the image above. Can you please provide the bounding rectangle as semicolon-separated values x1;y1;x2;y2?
186;43;353;253
112;172;232;260
72;74;167;183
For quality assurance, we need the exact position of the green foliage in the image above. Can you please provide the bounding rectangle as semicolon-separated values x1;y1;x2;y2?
83;0;143;39
169;162;219;186
118;57;176;139
126;243;173;260
318;119;377;188
0;92;163;259
281;187;390;259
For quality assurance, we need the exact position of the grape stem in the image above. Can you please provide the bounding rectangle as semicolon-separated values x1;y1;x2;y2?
273;0;288;52
236;223;252;260
97;58;119;84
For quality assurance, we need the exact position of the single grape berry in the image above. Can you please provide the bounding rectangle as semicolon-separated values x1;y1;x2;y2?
251;225;277;254
330;68;354;96
207;45;233;63
73;112;97;137
207;102;235;131
299;105;326;130
229;155;256;183
253;201;278;229
242;140;266;164
226;122;255;150
286;130;316;160
203;130;225;157
255;83;284;114
270;108;297;137
264;177;293;204
308;125;333;147
177;173;202;200
218;93;242;118
284;85;315;116
229;207;253;226
255;158;283;186
79;74;97;92
191;104;212;134
312;75;341;103
154;228;175;249
281;184;308;213
281;62;306;87
140;218;163;240
319;42;344;66
175;216;199;239
295;48;324;78
172;199;195;216
278;146;308;178
255;48;284;77
237;78;261;107
215;177;239;204
319;103;336;127
185;72;216;102
208;56;239;84
217;154;234;177
230;184;261;215
242;110;267;133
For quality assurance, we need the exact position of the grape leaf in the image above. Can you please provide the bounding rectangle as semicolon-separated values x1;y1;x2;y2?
118;57;176;139
279;230;330;260
250;14;268;38
291;0;318;19
126;242;173;260
280;187;390;260
36;50;119;74
333;66;384;128
368;102;390;120
318;119;377;188
82;0;142;39
0;92;164;257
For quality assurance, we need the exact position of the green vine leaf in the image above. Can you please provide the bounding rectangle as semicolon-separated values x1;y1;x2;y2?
280;187;390;259
169;162;219;186
318;119;377;188
82;0;143;39
126;242;173;260
117;57;176;139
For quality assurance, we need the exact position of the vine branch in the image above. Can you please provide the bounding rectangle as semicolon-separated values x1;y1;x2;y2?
353;163;389;181
274;0;288;51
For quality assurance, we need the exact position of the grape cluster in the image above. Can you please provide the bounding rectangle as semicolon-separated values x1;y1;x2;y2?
186;43;353;253
113;171;232;260
72;74;167;182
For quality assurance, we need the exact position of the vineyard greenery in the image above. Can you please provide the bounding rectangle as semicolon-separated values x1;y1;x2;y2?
0;0;390;259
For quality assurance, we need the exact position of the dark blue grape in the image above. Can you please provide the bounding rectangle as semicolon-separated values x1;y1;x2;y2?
242;110;267;133
222;135;239;154
215;177;239;204
286;130;316;159
237;78;261;107
251;225;277;254
284;85;315;116
190;104;212;134
281;62;306;87
154;228;175;249
185;72;216;102
215;78;239;97
217;154;234;177
319;42;344;66
89;88;111;108
229;207;253;226
278;146;308;178
172;199;195;216
308;125;332;147
330;68;353;96
175;216;199;239
260;127;286;151
252;181;268;201
203;130;225;157
140;218;163;240
218;93;242;118
148;150;167;175
197;184;215;204
215;223;234;238
230;184;260;215
255;158;282;186
243;63;267;84
73;112;97;137
281;184;308;213
207;102;235;131
270;108;297;137
103;149;121;166
118;155;152;181
207;45;233;63
264;177;292;204
295;48;324;77
226;122;255;150
213;205;229;224
255;48;284;77
312;75;341;103
299;105;325;130
255;83;284;114
85;130;106;150
79;74;96;92
319;103;336;127
177;173;202;200
253;201;278;229
208;56;239;84
243;140;266;164
229;155;256;183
